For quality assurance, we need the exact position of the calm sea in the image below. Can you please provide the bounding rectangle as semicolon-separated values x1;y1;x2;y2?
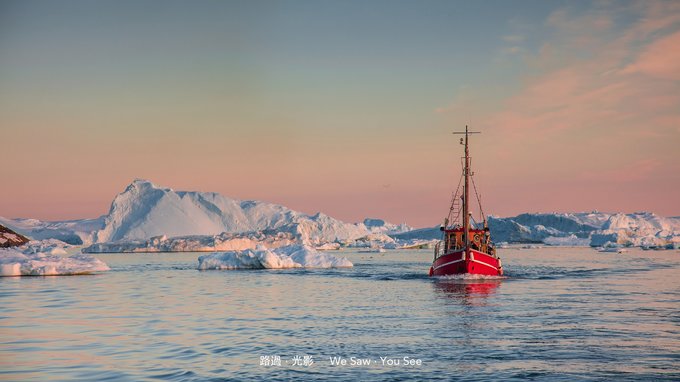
1;247;679;381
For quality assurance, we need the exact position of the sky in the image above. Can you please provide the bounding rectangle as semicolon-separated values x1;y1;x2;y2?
1;0;679;227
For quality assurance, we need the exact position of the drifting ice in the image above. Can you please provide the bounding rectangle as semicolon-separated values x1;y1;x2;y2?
0;241;110;276
197;244;353;270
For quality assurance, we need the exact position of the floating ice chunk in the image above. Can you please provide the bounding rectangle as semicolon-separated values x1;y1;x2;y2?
0;249;110;276
315;242;341;251
256;248;300;269
197;250;269;270
277;245;353;268
197;244;352;270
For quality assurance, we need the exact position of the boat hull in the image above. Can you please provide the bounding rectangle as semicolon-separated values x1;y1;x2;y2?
430;248;502;277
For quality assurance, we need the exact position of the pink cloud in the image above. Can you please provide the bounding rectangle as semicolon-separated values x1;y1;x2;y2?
623;30;680;80
439;1;680;217
485;1;680;136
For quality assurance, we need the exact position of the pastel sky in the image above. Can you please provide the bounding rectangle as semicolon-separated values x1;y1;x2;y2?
1;0;679;227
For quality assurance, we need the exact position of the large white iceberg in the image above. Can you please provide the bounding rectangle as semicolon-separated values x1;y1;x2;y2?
197;245;353;270
92;179;370;244
0;180;374;246
0;241;110;276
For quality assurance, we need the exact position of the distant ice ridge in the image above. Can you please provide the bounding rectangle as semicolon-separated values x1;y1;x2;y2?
0;240;110;276
0;216;104;245
391;212;680;248
197;244;353;270
361;218;412;235
542;235;591;246
589;212;680;248
2;179;678;251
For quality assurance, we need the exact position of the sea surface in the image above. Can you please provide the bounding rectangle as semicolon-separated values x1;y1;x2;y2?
1;247;679;381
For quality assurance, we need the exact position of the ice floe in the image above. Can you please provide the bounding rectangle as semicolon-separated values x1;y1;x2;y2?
197;245;353;270
0;240;110;276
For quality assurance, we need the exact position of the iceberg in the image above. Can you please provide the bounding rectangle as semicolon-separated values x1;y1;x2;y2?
92;180;370;244
390;212;680;249
398;239;439;249
3;179;678;251
361;218;412;235
315;242;341;250
0;240;110;276
3;180;387;249
590;212;680;248
543;235;591;246
197;245;353;270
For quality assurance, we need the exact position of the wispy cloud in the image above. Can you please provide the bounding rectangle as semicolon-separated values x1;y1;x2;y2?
438;1;680;215
622;30;680;80
519;3;675;128
452;1;679;149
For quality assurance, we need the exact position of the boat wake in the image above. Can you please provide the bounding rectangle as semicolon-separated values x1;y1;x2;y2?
434;273;507;281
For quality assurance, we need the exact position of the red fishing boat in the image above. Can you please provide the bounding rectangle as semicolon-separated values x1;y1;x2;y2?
429;126;503;277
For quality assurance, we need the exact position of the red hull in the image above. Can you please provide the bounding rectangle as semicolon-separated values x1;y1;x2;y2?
430;248;502;277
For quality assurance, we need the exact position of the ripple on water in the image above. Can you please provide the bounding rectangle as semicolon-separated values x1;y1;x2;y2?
1;248;679;381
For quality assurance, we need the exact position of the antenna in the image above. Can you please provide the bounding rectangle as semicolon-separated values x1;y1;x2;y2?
452;129;481;135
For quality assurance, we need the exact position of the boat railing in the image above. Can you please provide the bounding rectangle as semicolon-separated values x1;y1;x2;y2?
433;241;445;260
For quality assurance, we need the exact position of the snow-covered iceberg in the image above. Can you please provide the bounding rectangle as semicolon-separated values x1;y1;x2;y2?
92;179;370;244
0;240;110;276
361;218;412;235
390;212;680;249
589;212;680;248
542;235;591;246
3;179;385;249
315;242;341;250
4;179;678;251
197;245;353;270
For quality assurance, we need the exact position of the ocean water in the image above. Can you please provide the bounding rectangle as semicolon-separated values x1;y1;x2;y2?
1;247;678;381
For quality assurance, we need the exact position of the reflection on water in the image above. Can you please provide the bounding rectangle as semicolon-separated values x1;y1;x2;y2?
1;248;679;381
433;278;501;306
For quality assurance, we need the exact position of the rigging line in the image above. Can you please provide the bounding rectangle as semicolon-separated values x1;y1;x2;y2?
445;155;466;225
471;174;485;223
446;172;464;226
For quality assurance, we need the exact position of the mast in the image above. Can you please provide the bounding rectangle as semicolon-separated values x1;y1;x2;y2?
463;125;470;248
452;126;480;249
